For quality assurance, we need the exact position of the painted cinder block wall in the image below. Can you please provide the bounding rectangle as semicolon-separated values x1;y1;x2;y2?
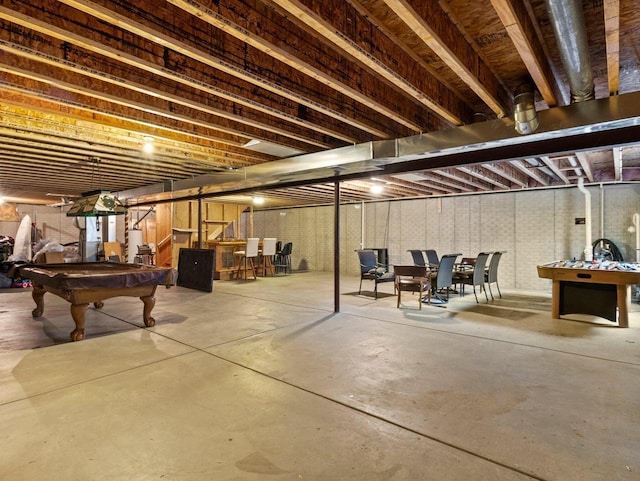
251;183;640;291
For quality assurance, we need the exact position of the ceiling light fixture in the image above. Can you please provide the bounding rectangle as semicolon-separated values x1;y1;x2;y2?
370;184;384;194
65;191;126;217
65;157;126;217
142;136;154;154
252;196;265;205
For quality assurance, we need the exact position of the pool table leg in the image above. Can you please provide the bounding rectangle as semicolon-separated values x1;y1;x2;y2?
31;286;45;317
69;303;89;341
141;295;156;327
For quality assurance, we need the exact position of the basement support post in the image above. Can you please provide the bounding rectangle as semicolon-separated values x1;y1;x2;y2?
334;181;340;313
197;198;203;249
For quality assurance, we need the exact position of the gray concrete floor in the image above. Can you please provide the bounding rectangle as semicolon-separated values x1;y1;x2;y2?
1;272;639;481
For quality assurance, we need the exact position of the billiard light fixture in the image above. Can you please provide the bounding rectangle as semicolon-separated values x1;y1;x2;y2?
66;191;127;217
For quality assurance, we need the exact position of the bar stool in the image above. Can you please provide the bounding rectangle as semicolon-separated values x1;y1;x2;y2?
233;238;259;280
260;238;277;276
275;242;292;275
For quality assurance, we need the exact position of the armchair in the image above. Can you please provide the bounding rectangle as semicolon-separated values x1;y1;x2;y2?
394;265;430;309
485;251;505;299
429;253;460;304
356;249;395;298
424;249;440;268
457;251;492;302
408;249;426;266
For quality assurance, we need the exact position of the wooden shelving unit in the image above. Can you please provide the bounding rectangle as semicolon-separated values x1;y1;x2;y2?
163;200;249;270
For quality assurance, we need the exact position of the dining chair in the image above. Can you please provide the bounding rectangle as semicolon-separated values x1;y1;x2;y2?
424;249;440;267
394;265;430;309
260;238;278;276
407;249;426;266
485;251;505;299
356;249;395;298
429;253;460;304
458;251;492;302
233;237;259;280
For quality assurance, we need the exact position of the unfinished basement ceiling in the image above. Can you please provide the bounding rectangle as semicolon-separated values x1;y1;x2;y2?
0;0;638;208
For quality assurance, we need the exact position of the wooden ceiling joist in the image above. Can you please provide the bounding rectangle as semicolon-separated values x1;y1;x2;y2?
490;0;560;107
0;0;634;207
5;0;407;142
384;0;508;118
271;0;472;126
0;90;273;169
539;156;570;184
481;163;528;188
59;0;430;137
456;166;510;190
574;152;595;183
511;159;550;187
603;0;620;95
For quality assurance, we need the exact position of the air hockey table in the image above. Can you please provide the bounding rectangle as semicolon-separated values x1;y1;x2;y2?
537;260;640;327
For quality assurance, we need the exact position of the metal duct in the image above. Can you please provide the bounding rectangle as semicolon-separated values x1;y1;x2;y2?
545;0;594;102
117;91;640;206
514;83;539;134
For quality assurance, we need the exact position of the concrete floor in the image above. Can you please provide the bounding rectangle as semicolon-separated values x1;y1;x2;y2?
0;272;639;481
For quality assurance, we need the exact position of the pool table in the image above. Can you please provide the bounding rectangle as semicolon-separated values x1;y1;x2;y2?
18;262;177;341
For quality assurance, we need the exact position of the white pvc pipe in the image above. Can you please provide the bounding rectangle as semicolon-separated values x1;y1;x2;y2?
633;213;640;263
128;229;143;263
599;183;604;239
360;202;365;249
577;178;592;261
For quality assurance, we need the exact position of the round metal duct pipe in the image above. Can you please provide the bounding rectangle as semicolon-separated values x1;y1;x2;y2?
544;0;594;102
514;84;539;135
